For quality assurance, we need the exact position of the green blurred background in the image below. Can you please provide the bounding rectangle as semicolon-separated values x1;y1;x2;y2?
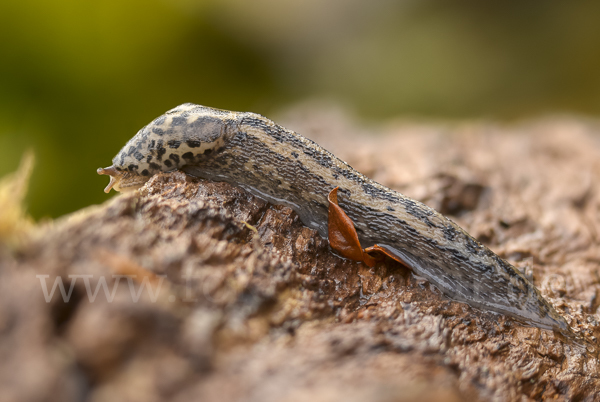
2;0;600;219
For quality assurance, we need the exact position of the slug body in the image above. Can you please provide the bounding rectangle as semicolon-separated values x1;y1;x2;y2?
99;103;568;332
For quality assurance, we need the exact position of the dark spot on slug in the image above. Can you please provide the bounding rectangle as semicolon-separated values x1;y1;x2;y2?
156;143;166;161
442;225;457;241
168;140;181;149
141;169;150;176
402;198;436;228
149;140;156;150
478;264;493;273
163;160;172;168
128;164;138;172
153;128;165;136
146;155;153;163
464;236;482;255
303;148;314;157
133;151;144;161
387;206;395;212
360;182;399;203
204;149;212;155
149;162;161;171
186;140;201;148
182;152;194;162
169;154;180;164
234;132;247;142
187;116;225;142
318;157;331;168
338;187;352;197
444;246;470;263
291;151;299;158
300;148;332;167
172;116;186;126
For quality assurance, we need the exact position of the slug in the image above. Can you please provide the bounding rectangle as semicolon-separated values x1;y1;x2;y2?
98;103;569;333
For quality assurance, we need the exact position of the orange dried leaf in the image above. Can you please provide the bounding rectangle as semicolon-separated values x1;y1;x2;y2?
364;244;412;269
327;187;377;266
328;187;364;261
327;187;412;269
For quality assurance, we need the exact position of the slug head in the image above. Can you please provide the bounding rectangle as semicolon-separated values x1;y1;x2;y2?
97;166;148;193
99;103;234;194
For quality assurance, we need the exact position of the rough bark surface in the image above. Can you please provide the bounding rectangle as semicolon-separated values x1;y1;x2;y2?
2;110;600;401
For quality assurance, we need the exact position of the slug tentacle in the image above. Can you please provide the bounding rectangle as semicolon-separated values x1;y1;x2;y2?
97;166;120;193
98;103;571;335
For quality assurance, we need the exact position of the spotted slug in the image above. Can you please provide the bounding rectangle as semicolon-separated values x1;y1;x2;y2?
98;103;569;333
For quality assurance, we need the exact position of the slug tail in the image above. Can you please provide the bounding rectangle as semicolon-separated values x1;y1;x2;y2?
97;166;120;193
